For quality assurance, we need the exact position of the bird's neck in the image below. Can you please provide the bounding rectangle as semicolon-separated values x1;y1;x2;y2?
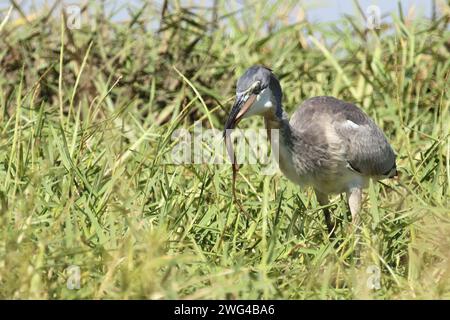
263;107;291;136
263;106;309;182
263;107;296;158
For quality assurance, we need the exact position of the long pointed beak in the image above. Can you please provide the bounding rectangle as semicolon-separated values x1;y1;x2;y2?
223;93;256;136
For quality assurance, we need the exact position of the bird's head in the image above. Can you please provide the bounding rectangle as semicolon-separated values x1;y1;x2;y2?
224;65;282;133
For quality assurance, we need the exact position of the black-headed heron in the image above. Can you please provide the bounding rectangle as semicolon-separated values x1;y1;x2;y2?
224;65;397;235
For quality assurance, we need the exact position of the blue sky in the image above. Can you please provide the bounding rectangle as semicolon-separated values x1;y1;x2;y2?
303;0;433;22
1;0;435;24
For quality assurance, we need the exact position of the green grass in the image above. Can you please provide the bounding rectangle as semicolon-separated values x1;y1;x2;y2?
0;0;449;299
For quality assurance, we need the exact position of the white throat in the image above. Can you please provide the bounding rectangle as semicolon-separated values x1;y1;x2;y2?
242;88;274;118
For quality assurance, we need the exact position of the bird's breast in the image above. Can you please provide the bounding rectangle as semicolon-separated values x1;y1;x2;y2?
272;126;366;194
272;135;310;186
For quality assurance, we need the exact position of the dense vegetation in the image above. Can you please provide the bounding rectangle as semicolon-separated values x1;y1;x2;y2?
0;1;449;299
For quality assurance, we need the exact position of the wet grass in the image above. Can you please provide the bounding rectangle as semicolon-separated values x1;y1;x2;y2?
0;0;449;299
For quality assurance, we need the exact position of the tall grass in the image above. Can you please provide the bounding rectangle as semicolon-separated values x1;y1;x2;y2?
0;0;449;299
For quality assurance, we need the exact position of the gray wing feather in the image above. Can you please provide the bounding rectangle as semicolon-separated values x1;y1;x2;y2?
290;96;396;177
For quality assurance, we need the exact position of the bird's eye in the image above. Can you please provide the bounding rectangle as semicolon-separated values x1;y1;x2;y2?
252;81;261;94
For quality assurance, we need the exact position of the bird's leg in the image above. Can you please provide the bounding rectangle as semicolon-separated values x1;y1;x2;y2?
346;187;363;258
346;187;362;227
314;190;335;236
